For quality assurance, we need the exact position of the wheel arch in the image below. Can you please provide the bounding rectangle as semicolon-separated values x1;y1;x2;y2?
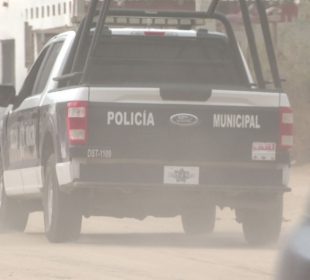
40;118;62;169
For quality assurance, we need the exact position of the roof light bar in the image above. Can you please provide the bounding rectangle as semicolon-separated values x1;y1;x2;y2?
105;15;205;27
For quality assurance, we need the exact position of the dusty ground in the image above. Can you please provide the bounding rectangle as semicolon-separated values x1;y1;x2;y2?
0;165;309;280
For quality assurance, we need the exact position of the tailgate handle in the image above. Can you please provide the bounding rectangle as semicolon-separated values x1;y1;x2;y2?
160;85;212;101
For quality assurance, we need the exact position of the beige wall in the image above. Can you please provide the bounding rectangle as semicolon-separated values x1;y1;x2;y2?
276;22;310;162
195;0;211;11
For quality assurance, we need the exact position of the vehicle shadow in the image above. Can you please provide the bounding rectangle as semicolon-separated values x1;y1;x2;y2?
76;232;277;250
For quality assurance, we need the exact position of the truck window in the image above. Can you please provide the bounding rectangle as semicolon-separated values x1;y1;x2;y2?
16;46;50;105
31;41;64;95
83;35;246;88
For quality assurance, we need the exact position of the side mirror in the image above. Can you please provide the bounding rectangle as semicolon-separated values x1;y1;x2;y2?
0;85;15;107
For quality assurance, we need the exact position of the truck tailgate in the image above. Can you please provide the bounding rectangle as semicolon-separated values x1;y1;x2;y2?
87;88;283;164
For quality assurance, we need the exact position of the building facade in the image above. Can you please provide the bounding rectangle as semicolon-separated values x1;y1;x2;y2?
0;0;81;90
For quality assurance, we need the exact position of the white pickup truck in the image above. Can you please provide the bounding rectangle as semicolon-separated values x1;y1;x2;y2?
0;0;292;244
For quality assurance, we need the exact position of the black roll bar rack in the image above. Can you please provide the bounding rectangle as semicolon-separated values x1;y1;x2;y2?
66;0;282;91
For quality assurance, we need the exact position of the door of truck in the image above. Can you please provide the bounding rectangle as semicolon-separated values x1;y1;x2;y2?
4;40;64;196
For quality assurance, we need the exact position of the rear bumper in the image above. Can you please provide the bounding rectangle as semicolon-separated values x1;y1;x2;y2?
61;181;290;195
59;181;290;213
56;160;291;194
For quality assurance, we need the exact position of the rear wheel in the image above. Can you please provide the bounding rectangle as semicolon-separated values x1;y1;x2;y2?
43;154;82;243
0;171;28;232
181;202;216;235
241;198;283;246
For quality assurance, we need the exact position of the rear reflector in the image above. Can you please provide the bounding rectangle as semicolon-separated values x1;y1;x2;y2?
281;135;293;147
67;101;88;145
68;107;86;118
280;107;293;149
68;129;86;140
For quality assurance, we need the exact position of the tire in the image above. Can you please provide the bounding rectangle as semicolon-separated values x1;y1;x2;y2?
0;172;28;232
241;198;283;246
43;154;82;243
181;203;216;235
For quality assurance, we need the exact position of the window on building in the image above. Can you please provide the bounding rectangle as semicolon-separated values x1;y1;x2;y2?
47;5;50;17
52;5;56;16
63;2;67;14
69;1;72;13
30;8;34;19
58;3;61;15
36;7;39;18
1;40;15;85
25;22;34;69
41;6;45;18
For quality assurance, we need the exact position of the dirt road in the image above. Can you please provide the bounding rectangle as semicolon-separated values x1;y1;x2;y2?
0;165;309;280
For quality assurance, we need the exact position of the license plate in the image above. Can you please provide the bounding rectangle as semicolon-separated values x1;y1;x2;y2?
252;142;276;161
164;166;199;185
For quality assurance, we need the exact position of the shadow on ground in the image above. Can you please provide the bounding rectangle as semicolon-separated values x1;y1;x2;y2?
74;232;277;250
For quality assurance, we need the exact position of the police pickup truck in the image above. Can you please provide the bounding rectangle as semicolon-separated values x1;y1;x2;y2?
0;0;293;244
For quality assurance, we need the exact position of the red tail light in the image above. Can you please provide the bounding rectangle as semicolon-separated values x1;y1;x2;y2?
279;107;293;149
144;31;166;36
67;101;88;145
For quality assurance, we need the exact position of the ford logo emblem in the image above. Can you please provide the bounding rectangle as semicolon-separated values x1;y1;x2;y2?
170;113;199;127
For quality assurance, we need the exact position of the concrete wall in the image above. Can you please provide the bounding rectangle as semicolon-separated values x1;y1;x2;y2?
195;0;211;11
275;22;310;162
